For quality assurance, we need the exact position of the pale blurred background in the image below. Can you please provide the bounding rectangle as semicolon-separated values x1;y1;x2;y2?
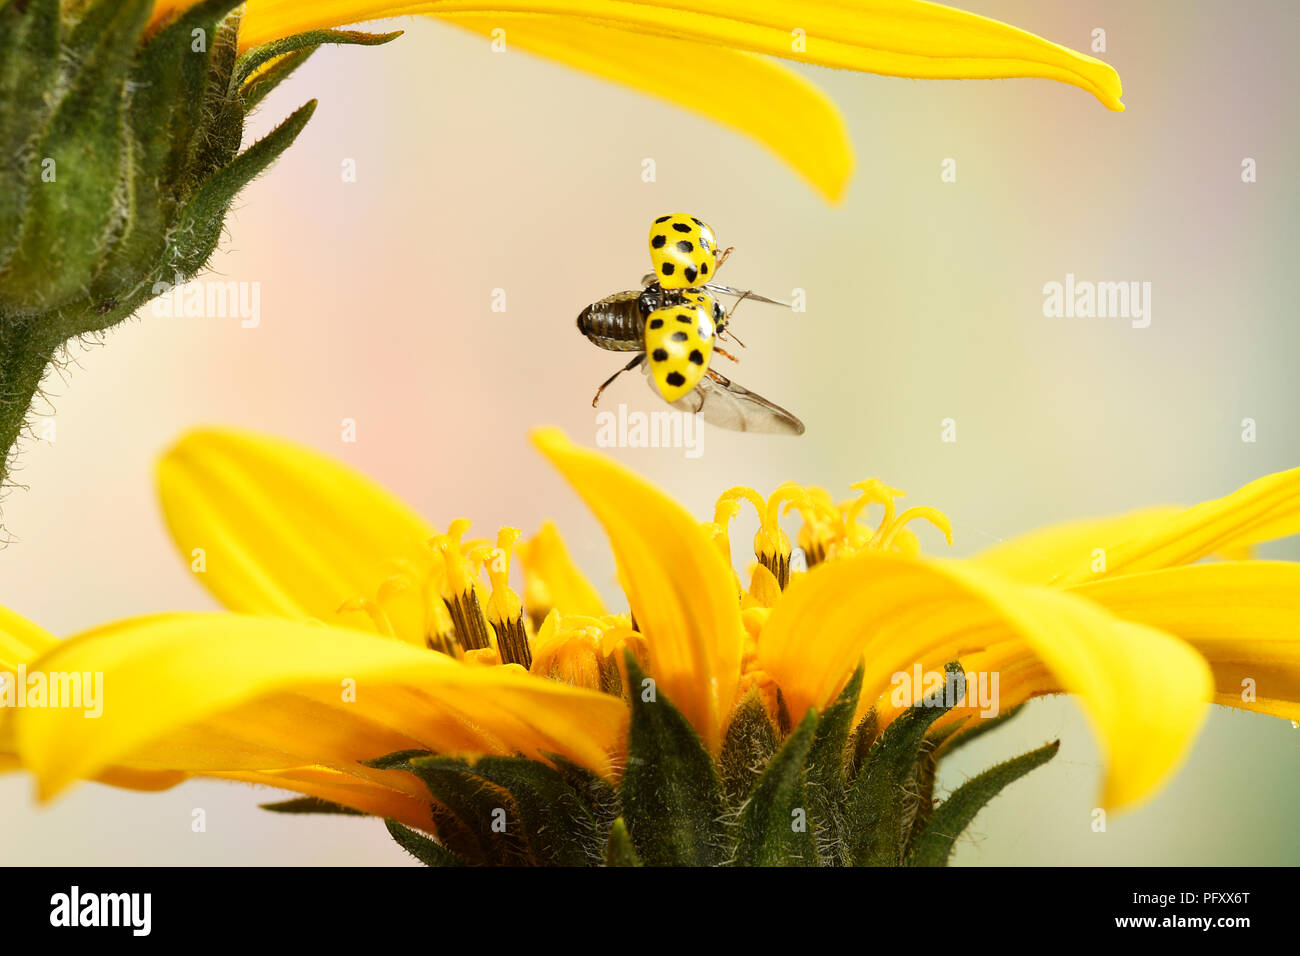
3;0;1297;864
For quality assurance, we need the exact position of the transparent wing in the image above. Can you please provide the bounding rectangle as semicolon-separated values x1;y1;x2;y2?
644;365;804;435
702;283;791;308
639;273;791;309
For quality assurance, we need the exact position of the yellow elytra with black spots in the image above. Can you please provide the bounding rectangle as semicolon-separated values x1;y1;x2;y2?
644;299;716;402
648;213;717;289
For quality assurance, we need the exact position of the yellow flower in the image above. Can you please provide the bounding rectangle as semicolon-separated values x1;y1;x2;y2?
150;0;1124;202
6;426;1300;858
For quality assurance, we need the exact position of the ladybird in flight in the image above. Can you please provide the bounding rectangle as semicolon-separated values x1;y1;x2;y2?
575;214;805;435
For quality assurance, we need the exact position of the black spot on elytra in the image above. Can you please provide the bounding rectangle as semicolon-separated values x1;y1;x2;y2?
671;331;689;342
691;217;703;226
672;222;692;233
684;267;698;283
676;240;693;253
676;313;692;323
700;262;709;275
689;349;705;365
649;318;664;329
666;371;687;387
655;215;671;223
652;348;669;362
661;263;675;276
651;234;667;249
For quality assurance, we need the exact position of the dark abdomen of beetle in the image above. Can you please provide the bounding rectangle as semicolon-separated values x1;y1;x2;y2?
577;291;646;352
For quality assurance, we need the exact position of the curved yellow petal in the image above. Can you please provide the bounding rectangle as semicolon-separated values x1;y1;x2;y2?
229;1;1121;111
1071;562;1300;721
157;428;436;619
438;13;852;202
1049;467;1300;586
532;428;743;753
520;521;608;623
759;553;1211;809
0;605;58;671
15;613;626;800
975;506;1183;584
213;766;437;833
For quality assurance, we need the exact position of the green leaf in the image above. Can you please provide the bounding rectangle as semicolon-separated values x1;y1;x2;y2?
719;689;778;805
459;757;599;867
844;662;965;866
406;756;534;866
906;740;1060;867
733;709;820;866
605;818;642;867
233;28;403;88
620;652;727;866
384;819;466;867
260;796;367;815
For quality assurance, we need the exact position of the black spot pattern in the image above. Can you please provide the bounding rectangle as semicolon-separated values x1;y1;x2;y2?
684;267;698;283
649;318;664;330
654;215;671;223
651;234;667;249
691;217;703;225
671;331;689;342
700;262;709;275
666;371;687;387
652;348;669;362
672;222;692;233
661;263;675;275
676;240;693;253
689;349;704;365
676;313;692;323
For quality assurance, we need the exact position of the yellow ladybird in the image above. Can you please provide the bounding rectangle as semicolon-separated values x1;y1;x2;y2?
643;300;715;402
648;213;717;289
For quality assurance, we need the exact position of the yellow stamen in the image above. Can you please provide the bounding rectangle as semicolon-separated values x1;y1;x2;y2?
432;520;493;651
843;479;906;547
482;527;532;669
874;506;954;551
716;483;810;589
335;598;394;637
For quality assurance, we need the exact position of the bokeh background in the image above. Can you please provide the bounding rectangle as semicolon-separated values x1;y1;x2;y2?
3;0;1298;864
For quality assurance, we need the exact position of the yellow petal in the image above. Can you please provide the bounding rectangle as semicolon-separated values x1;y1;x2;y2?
15;613;626;800
975;506;1183;584
1049;467;1300;587
212;766;437;833
520;520;608;621
0;604;58;671
157;428;435;619
230;1;1120;111
759;553;1211;809
532;428;743;754
438;13;852;202
1071;562;1300;721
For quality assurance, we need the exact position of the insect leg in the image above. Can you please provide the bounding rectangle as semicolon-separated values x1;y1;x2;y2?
591;353;646;407
712;245;736;275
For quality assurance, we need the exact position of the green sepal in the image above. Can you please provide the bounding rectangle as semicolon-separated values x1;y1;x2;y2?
605;818;642;867
0;0;59;255
452;756;601;867
804;662;863;864
732;709;820;867
546;753;620;835
259;796;367;815
233;28;404;88
362;748;434;770
939;703;1025;755
241;46;317;111
906;740;1060;867
168;99;317;279
844;662;964;866
620;652;727;866
384;819;466;867
719;688;778;805
404;755;534;866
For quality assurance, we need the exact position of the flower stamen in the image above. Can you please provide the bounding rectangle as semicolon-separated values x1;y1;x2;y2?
482;527;532;669
433;519;494;652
